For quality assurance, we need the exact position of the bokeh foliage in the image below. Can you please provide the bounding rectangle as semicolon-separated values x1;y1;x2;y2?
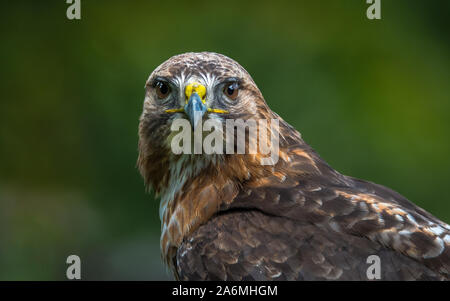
0;1;449;280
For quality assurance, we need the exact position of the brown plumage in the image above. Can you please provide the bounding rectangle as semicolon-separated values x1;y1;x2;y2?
138;52;450;280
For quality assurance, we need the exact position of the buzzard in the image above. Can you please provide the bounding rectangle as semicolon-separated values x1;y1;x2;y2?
138;52;450;280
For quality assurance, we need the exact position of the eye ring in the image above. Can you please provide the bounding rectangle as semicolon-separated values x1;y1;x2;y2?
153;80;171;99
223;82;239;100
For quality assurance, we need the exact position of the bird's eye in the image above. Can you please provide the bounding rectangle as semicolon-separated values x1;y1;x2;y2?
223;82;239;100
154;81;171;99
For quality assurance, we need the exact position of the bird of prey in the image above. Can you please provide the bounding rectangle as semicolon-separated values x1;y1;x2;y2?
138;52;450;280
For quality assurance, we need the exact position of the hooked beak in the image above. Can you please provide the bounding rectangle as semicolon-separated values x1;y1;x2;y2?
184;92;207;130
164;82;228;128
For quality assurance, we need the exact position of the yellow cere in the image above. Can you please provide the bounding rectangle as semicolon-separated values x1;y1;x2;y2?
165;82;229;114
185;82;207;104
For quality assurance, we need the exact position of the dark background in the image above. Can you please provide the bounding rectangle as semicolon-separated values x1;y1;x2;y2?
0;1;449;280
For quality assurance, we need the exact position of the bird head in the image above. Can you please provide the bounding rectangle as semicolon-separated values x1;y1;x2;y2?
138;52;275;193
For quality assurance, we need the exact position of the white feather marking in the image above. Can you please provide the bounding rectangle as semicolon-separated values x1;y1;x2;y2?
423;237;445;259
180;249;188;258
271;271;282;278
329;221;341;232
398;229;412;236
406;214;419;226
428;225;445;236
358;202;369;212
394;208;407;215
443;234;450;244
371;203;380;211
395;214;404;222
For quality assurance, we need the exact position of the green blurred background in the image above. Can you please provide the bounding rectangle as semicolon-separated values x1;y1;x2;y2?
0;1;449;280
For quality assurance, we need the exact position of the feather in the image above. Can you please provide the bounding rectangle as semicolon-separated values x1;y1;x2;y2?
138;52;450;280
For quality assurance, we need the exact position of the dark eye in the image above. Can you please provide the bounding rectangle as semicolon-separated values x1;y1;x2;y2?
223;82;239;100
154;80;171;99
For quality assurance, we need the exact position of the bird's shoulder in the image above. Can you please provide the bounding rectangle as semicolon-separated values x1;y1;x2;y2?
176;136;450;280
216;148;450;278
177;209;445;280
